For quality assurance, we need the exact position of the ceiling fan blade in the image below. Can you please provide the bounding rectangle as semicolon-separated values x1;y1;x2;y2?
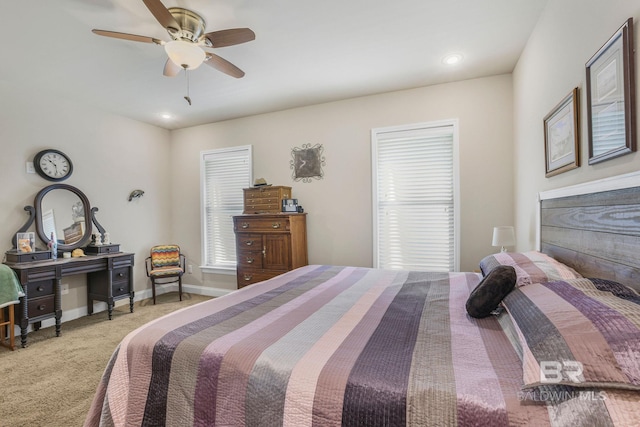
142;0;181;31
163;58;182;77
204;53;245;78
205;28;255;48
92;29;163;45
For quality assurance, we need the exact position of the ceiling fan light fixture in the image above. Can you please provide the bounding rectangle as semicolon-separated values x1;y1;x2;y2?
164;40;205;70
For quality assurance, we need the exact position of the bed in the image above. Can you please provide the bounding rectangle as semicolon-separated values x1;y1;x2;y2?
85;174;640;427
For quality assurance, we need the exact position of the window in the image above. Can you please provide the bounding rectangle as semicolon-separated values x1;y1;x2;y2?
201;146;252;272
372;120;459;272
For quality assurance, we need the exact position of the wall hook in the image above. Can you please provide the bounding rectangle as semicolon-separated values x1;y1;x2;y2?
128;189;145;201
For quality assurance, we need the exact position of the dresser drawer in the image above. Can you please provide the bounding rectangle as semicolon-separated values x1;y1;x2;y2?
236;234;262;249
237;250;263;268
112;282;130;297
27;295;55;318
5;250;51;263
244;202;281;214
235;218;290;232
25;280;54;297
112;267;130;284
244;186;291;200
236;269;282;287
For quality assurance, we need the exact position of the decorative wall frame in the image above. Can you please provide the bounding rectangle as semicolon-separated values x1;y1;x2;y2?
544;87;580;177
290;143;325;182
586;17;636;165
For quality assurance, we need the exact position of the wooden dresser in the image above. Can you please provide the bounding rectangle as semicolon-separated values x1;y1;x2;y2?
243;186;292;214
233;213;308;288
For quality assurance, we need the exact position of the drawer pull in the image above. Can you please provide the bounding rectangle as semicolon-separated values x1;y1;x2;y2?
38;305;46;311
117;272;124;277
243;274;252;281
118;287;124;292
245;240;254;246
272;222;281;229
37;286;44;292
246;257;254;264
241;222;250;229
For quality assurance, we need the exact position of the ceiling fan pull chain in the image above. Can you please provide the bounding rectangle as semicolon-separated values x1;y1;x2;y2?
184;67;192;105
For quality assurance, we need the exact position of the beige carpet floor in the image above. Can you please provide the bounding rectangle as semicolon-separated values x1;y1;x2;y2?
0;292;212;427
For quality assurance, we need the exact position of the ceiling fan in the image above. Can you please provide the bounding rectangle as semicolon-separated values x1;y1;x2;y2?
92;0;255;80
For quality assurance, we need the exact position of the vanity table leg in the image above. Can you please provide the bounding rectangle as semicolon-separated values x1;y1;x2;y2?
19;315;28;348
128;265;134;313
87;292;94;316
55;278;62;337
19;290;28;347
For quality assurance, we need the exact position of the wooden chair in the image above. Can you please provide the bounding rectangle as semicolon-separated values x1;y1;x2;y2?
0;304;16;351
145;244;185;304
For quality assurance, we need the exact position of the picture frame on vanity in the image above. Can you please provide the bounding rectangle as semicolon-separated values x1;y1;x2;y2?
586;17;636;165
16;232;35;253
544;87;580;177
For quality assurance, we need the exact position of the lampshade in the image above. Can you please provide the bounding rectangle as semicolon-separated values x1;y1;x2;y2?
164;40;206;70
492;226;515;252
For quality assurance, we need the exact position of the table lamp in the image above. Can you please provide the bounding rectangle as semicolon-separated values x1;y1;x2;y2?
492;226;515;252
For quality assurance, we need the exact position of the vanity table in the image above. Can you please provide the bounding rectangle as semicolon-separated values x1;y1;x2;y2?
4;183;134;347
5;252;134;347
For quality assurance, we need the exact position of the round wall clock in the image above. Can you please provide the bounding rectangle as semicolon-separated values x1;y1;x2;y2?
34;149;73;181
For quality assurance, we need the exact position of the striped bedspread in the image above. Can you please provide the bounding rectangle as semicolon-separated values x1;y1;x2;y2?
85;265;637;426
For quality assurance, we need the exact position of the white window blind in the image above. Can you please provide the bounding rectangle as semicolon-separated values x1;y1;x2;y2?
372;121;459;272
201;146;252;271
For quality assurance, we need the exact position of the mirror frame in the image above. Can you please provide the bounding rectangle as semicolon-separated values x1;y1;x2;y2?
34;184;92;252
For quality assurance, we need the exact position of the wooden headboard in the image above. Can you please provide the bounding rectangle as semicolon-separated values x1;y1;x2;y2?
538;171;640;292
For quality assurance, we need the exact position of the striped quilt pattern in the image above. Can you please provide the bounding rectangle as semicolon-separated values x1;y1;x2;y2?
503;278;640;391
479;251;582;287
85;265;637;427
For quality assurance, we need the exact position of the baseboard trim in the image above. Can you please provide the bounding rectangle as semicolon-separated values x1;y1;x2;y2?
27;283;234;331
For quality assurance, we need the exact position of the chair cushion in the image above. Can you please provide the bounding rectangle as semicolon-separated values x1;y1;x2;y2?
150;245;181;268
149;266;184;277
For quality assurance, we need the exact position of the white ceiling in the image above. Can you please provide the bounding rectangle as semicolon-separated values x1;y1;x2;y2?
1;0;548;130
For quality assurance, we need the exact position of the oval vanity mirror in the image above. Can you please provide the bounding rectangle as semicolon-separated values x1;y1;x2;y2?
34;184;92;252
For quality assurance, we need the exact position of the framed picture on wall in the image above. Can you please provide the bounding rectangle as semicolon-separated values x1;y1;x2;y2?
544;87;580;177
290;143;326;183
586;17;636;165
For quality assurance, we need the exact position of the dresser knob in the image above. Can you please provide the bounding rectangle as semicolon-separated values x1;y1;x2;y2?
241;222;249;229
246;257;254;264
38;305;46;311
245;240;254;246
244;274;252;281
37;286;44;292
117;273;124;277
272;222;281;229
118;287;124;292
